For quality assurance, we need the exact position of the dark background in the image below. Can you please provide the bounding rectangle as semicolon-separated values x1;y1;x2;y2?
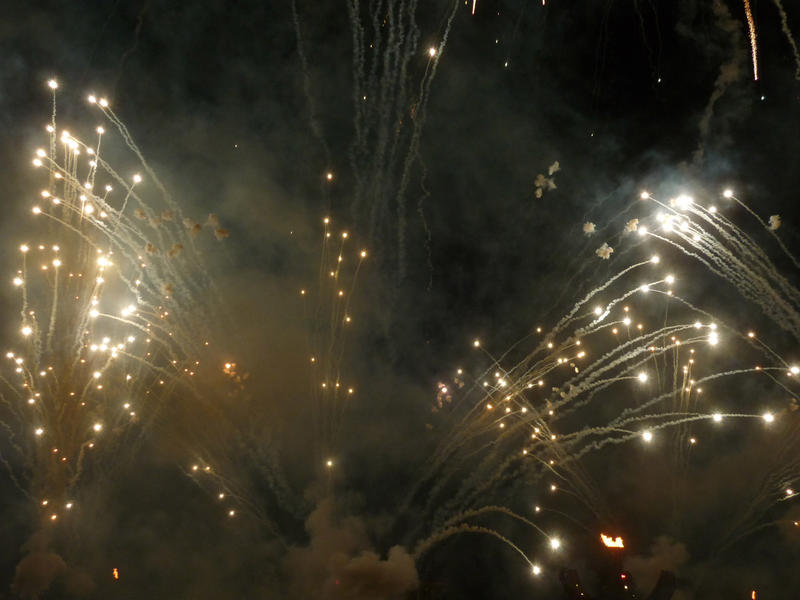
1;0;800;598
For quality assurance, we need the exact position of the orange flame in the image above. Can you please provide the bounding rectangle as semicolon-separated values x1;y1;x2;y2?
600;533;625;548
112;568;119;580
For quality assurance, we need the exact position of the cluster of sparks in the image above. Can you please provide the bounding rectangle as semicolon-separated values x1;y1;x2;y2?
0;80;225;529
407;184;800;580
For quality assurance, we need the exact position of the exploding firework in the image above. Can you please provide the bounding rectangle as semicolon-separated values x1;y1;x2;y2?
403;183;800;582
0;81;226;539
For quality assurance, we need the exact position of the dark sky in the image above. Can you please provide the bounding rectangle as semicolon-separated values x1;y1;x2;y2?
1;1;800;598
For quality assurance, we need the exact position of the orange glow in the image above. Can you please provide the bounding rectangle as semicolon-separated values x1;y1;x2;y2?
600;533;625;548
112;568;119;580
752;591;757;600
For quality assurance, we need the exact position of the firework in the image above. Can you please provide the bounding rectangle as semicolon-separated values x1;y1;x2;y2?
405;183;800;582
0;81;224;537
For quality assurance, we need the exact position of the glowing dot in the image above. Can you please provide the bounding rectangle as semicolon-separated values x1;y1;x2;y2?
665;275;675;284
532;565;541;576
32;206;41;215
47;79;58;89
92;423;102;432
428;47;436;57
549;537;561;550
637;372;648;383
99;98;108;107
642;430;653;442
35;428;44;436
640;191;650;199
326;459;333;468
21;326;32;337
473;339;480;348
712;413;723;422
326;172;333;181
132;174;142;184
723;189;733;198
228;510;236;517
763;412;775;423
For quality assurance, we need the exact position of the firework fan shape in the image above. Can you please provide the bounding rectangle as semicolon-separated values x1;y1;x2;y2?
0;80;226;536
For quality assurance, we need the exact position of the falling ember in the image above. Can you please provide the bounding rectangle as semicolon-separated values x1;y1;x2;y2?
601;533;625;548
112;568;119;580
743;0;758;80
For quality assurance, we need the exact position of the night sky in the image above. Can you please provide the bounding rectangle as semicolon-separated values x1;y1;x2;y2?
2;1;800;598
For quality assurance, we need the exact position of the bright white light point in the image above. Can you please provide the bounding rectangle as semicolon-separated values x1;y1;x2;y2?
676;194;693;209
532;565;542;576
13;277;23;286
52;259;61;267
325;172;333;181
92;423;102;432
638;226;648;236
640;284;649;293
642;430;653;442
709;206;717;213
791;366;799;375
637;372;648;383
92;371;101;379
228;510;235;517
21;326;32;337
787;488;795;496
66;502;73;509
723;189;733;198
549;537;561;550
713;413;723;422
132;174;142;183
99;98;108;107
650;255;660;264
708;332;719;346
763;412;775;423
218;493;225;499
326;459;333;467
97;126;105;134
32;206;41;215
473;339;480;347
123;403;130;409
623;317;631;326
694;321;702;329
35;428;44;436
640;191;650;199
428;47;436;57
47;79;58;89
20;245;29;253
89;309;99;318
665;275;675;284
